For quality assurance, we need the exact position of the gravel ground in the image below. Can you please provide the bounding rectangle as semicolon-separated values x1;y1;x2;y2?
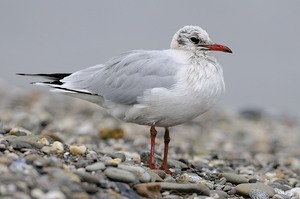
0;81;300;199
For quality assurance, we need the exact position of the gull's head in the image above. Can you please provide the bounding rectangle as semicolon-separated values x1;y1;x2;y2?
171;25;232;54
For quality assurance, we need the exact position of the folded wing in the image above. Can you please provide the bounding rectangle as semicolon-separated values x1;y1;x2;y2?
22;50;184;105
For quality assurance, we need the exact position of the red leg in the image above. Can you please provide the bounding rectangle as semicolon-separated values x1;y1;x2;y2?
160;127;170;170
147;123;158;169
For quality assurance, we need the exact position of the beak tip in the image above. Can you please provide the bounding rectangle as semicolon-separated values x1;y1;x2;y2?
205;43;232;54
219;44;232;54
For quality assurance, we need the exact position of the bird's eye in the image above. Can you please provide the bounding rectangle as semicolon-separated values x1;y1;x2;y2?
190;37;200;44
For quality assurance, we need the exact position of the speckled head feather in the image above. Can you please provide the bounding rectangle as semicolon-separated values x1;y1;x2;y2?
170;25;213;51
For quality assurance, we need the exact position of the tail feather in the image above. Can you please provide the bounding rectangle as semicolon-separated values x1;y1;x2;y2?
18;72;91;93
17;72;104;105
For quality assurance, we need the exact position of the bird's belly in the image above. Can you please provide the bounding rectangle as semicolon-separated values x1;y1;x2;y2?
123;87;223;127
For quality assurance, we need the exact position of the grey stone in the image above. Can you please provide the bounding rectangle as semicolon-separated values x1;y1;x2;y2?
118;164;151;183
286;187;300;198
44;190;66;199
187;173;202;183
236;183;275;197
104;167;136;183
8;127;33;136
85;162;106;172
116;182;140;199
249;188;269;199
148;170;164;182
167;159;188;169
164;175;176;183
210;190;228;199
159;182;210;195
107;152;126;162
272;193;293;199
74;171;100;184
221;172;248;184
268;182;292;191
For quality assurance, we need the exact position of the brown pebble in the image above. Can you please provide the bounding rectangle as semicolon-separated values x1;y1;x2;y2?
134;182;161;198
98;128;124;139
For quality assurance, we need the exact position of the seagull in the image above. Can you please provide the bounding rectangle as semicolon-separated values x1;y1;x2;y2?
18;25;232;171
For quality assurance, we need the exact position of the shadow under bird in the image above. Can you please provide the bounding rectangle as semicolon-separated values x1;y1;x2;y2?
18;25;232;172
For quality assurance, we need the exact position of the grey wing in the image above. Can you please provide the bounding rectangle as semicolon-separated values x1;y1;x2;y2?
61;50;184;104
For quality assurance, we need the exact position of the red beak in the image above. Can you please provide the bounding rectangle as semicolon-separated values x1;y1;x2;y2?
204;43;232;53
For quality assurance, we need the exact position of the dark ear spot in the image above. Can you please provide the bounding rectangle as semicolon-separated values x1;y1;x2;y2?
177;35;186;45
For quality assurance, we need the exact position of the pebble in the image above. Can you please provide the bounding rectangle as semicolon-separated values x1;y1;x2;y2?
44;190;66;199
134;182;161;198
148;170;164;182
249;188;269;199
272;193;292;199
86;150;98;161
159;182;210;195
209;190;228;199
81;183;99;194
9;159;29;173
85;162;106;172
24;154;38;163
167;159;189;169
104;167;136;183
187;172;202;183
41;146;52;154
286;187;300;198
69;145;87;155
221;172;249;184
5;135;50;148
8;127;33;136
116;182;141;199
39;137;51;146
106;158;122;166
122;152;141;163
7;152;19;160
235;182;275;197
268;182;292;191
74;171;100;184
164;175;176;183
107;152;126;162
51;141;64;154
11;140;41;150
151;169;166;179
31;188;45;199
118;164;151;183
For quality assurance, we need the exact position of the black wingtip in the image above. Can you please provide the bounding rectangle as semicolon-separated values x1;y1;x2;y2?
16;73;71;81
16;73;39;76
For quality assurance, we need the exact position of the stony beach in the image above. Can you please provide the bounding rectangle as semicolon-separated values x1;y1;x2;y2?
0;81;300;199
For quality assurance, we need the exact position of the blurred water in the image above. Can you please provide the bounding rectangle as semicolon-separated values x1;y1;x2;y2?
1;1;300;117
